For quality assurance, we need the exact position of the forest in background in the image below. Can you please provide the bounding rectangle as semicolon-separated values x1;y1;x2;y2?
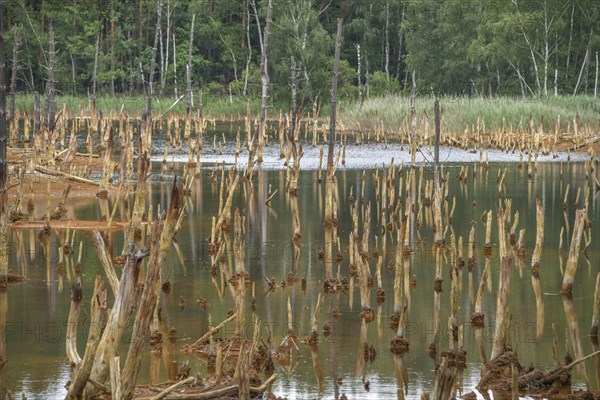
1;0;599;109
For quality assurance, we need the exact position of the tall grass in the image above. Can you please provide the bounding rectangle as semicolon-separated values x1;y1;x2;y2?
340;95;600;134
14;94;263;118
14;93;600;134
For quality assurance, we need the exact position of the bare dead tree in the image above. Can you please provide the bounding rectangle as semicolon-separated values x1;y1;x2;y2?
9;29;19;121
257;0;272;164
173;33;177;99
45;26;57;132
574;29;593;95
595;51;598;98
186;15;195;117
141;0;163;151
246;0;272;175
328;18;343;168
384;0;390;83
355;44;362;104
91;33;100;113
395;2;405;82
290;55;298;142
243;1;252;96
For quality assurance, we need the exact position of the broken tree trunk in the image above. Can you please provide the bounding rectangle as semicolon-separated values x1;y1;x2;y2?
562;208;586;294
65;276;108;400
99;127;114;195
120;213;169;399
90;230;119;296
84;245;150;398
129;153;150;247
66;277;83;368
491;207;512;361
531;198;544;341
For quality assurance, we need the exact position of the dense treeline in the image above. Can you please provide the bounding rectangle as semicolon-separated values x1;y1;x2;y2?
1;0;599;106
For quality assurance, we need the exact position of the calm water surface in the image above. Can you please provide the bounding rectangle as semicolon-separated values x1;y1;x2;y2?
3;156;599;399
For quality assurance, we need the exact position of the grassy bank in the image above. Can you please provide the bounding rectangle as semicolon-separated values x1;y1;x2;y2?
339;95;600;134
13;93;600;135
14;94;263;118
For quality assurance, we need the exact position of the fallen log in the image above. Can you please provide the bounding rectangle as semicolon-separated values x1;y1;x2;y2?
34;166;100;186
9;219;126;231
134;373;276;400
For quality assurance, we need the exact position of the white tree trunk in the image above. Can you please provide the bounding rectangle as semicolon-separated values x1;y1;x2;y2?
595;51;598;98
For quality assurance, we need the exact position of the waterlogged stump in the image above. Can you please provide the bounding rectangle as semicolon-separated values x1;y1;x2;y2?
477;351;576;396
390;337;409;356
0;274;26;287
360;306;375;323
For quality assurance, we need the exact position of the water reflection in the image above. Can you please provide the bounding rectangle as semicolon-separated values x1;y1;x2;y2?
2;161;599;398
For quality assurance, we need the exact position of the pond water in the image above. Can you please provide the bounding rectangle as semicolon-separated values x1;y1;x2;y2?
2;140;599;399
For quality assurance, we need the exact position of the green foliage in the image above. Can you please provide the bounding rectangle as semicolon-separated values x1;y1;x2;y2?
368;71;401;97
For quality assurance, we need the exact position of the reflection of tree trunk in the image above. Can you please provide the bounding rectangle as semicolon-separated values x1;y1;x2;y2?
310;293;324;389
563;293;586;377
157;293;178;380
290;194;301;275
329;306;339;399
